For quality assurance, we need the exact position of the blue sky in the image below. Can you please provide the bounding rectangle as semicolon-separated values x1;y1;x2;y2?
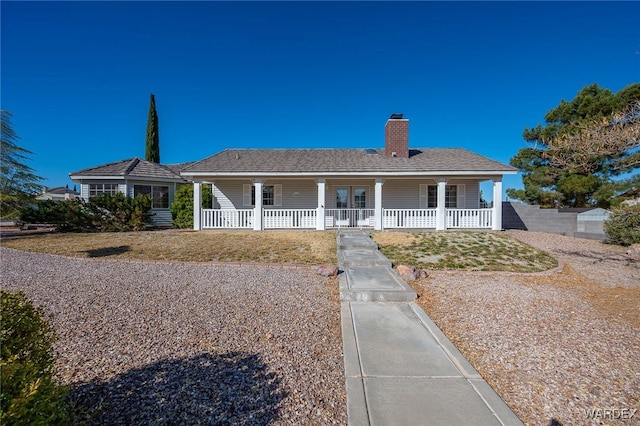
2;1;639;199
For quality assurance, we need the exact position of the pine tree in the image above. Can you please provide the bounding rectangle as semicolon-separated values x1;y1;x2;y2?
145;93;160;163
0;111;43;218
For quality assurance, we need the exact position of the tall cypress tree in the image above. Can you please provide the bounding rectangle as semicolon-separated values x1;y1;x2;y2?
145;93;160;163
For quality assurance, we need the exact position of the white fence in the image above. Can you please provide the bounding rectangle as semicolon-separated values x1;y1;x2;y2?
263;209;317;229
446;209;493;229
200;208;493;229
383;209;437;229
202;209;253;229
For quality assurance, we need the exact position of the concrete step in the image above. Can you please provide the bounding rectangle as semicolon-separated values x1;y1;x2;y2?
339;265;417;302
337;230;379;250
338;248;392;268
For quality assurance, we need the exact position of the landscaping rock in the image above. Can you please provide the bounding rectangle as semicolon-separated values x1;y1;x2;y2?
396;265;419;280
317;264;339;277
627;243;640;260
418;269;429;278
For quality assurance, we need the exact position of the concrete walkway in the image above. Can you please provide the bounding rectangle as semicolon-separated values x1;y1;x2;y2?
338;230;523;426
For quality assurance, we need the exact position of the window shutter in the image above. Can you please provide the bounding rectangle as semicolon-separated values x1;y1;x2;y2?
243;184;251;206
457;184;465;209
419;184;427;209
274;184;282;206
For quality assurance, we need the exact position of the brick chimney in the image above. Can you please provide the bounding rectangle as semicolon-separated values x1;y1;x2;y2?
384;113;409;158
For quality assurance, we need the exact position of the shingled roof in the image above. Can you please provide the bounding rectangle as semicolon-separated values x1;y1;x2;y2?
181;148;517;176
69;158;188;181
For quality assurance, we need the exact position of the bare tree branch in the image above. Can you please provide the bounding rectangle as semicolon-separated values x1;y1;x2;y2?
543;101;640;175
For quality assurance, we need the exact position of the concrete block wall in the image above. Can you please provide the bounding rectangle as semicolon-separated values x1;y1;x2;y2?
502;202;578;236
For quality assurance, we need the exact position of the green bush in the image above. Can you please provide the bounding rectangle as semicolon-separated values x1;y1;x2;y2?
1;291;69;425
19;199;92;232
19;193;153;232
171;184;212;228
604;203;640;246
86;192;153;232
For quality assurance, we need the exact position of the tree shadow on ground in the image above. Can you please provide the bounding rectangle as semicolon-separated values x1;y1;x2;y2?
555;249;638;268
84;245;130;257
67;352;286;425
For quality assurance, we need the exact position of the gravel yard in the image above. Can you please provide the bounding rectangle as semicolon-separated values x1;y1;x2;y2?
0;248;347;425
3;230;639;425
414;231;640;426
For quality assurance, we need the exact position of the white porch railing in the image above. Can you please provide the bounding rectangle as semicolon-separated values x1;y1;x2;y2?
446;208;493;228
202;209;253;229
263;209;317;229
383;209;437;229
200;208;493;229
325;209;375;228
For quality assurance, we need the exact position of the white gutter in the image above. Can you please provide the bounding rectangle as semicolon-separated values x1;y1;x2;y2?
181;170;517;178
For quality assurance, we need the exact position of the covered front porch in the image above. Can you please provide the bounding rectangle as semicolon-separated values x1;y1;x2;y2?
192;177;504;231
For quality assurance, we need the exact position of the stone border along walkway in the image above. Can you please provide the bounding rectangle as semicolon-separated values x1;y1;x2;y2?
337;230;524;426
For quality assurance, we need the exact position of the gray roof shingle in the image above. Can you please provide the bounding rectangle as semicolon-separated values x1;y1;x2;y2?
69;158;188;180
181;148;517;175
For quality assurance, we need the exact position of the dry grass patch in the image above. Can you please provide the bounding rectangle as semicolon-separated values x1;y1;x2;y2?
372;231;558;272
0;230;337;264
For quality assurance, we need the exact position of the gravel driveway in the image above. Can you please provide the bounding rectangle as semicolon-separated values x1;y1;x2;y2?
0;248;347;425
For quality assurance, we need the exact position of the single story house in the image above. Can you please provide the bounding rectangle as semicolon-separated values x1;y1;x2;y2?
180;114;517;231
69;158;190;227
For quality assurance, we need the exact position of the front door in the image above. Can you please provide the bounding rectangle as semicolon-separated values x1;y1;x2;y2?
335;187;368;226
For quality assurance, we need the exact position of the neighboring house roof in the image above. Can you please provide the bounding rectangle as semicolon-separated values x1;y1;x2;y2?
69;157;188;181
35;186;80;201
181;148;517;177
41;186;80;196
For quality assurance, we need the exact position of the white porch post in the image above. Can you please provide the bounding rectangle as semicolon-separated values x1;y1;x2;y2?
253;180;263;231
436;178;447;231
375;179;384;231
193;181;202;231
316;179;326;231
492;177;503;231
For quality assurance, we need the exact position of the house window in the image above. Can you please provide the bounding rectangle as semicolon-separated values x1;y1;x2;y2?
251;186;274;206
89;183;119;198
427;185;457;208
244;184;282;206
134;185;169;208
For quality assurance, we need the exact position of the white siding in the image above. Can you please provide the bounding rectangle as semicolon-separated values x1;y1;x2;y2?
215;180;318;209
151;209;173;227
382;179;481;209
382;179;426;209
211;179;483;210
278;180;316;208
80;183;89;200
214;181;252;209
449;180;480;209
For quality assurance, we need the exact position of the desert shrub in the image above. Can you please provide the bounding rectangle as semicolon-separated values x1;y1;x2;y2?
86;192;153;231
19;199;91;232
0;291;69;425
604;203;640;246
171;184;212;228
19;193;153;232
